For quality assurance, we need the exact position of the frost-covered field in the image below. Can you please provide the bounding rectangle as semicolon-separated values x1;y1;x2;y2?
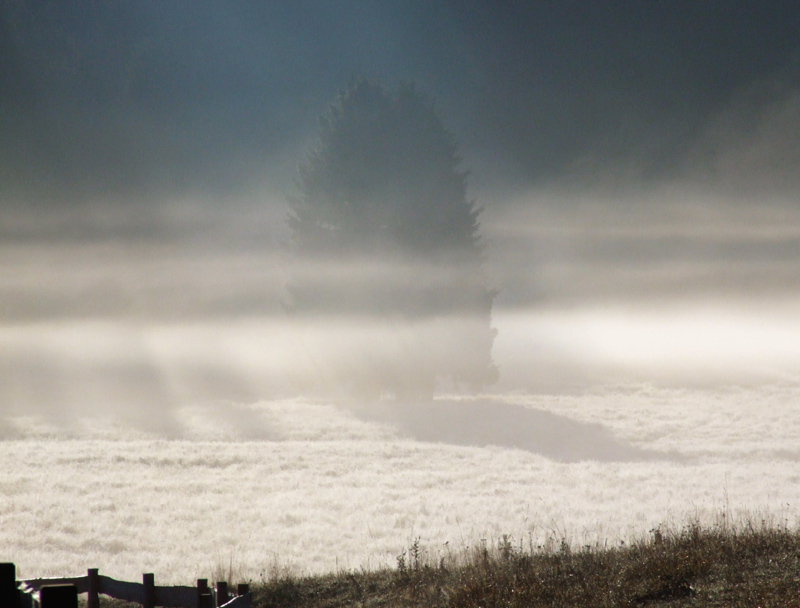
3;384;799;583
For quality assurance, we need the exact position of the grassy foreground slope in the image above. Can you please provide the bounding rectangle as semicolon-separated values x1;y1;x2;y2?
251;522;800;608
93;520;800;607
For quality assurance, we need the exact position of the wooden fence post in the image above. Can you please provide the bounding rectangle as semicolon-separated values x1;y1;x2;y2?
216;581;229;607
237;583;251;608
0;562;18;607
143;573;155;608
87;568;100;608
40;584;78;608
197;578;211;608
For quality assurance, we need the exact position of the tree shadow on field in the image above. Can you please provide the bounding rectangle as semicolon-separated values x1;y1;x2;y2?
350;398;676;462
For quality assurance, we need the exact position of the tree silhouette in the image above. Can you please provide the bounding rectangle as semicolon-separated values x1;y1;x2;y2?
287;80;497;399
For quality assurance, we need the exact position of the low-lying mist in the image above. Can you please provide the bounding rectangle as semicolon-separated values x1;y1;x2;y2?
3;306;798;436
2;180;800;439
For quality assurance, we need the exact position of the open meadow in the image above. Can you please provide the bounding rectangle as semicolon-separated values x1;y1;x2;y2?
3;379;799;584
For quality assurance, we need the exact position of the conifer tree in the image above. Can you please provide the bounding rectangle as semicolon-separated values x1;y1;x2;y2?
288;80;497;399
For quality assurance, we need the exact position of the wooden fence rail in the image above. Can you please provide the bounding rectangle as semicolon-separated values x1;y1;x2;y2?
3;563;250;608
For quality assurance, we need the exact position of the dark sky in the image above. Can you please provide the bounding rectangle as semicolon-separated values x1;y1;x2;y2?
3;0;800;207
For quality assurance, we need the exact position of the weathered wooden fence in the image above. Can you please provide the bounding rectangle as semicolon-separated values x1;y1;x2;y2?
2;563;251;608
